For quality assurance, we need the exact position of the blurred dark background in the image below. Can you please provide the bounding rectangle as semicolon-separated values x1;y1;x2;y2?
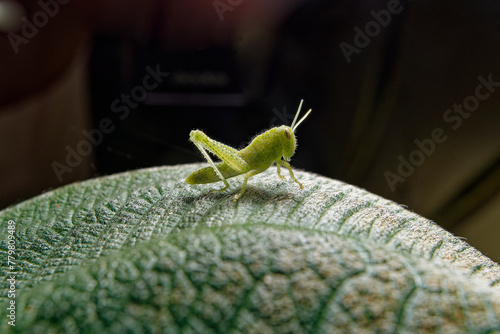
0;0;499;260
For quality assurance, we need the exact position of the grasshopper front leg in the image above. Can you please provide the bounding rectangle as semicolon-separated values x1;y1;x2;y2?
276;163;286;180
276;160;304;189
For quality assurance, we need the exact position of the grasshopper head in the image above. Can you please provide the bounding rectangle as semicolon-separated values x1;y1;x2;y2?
280;126;296;161
280;100;312;161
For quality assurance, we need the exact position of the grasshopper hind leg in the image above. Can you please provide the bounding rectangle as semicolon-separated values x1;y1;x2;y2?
208;183;230;195
192;141;231;194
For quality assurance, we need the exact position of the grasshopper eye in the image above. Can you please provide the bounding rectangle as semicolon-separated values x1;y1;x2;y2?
284;128;292;140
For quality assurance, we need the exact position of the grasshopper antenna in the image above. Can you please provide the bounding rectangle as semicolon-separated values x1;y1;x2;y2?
290;99;304;129
291;99;312;131
293;108;312;131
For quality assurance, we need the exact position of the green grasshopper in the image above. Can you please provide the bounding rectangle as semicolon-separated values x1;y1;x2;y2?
186;100;312;200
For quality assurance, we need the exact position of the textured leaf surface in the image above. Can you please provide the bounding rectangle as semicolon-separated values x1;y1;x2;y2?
1;163;499;333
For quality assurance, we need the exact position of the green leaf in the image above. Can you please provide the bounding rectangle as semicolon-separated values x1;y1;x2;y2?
1;163;499;333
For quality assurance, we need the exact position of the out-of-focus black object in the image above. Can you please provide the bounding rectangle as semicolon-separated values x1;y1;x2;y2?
90;42;262;174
